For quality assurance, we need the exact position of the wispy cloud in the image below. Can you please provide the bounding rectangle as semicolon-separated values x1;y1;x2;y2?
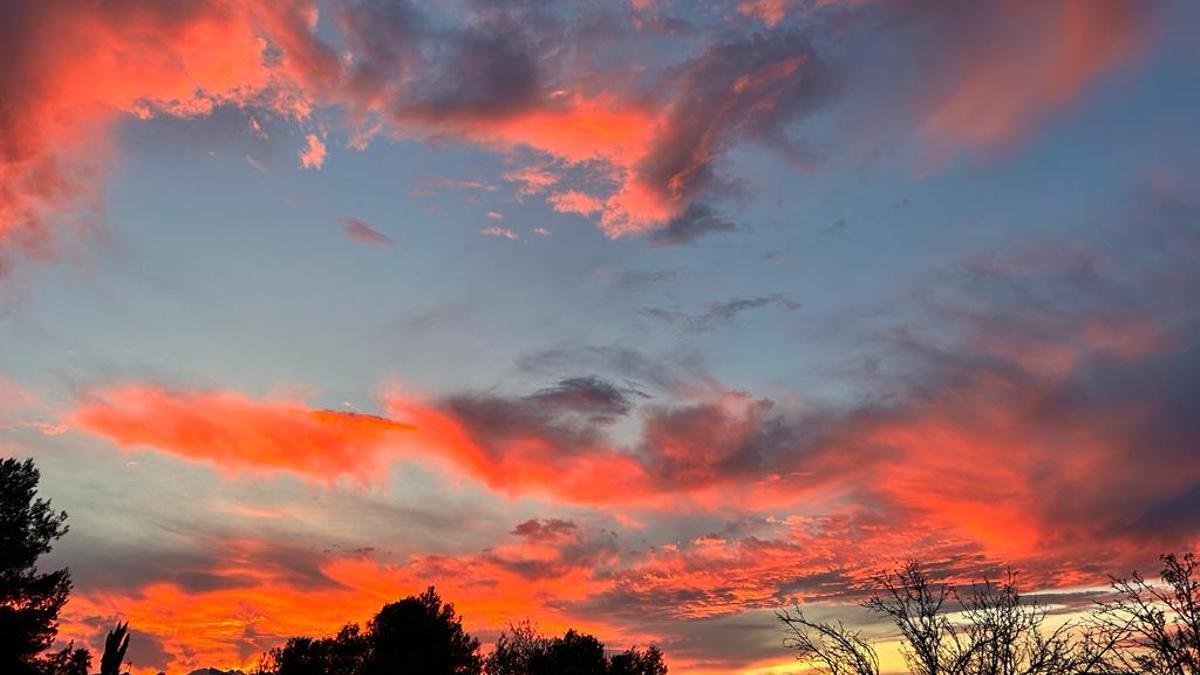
341;217;394;247
480;225;518;240
641;295;797;333
68;385;412;482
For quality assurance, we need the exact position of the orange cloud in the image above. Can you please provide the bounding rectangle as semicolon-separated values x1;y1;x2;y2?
54;507;1003;675
68;385;411;481
384;394;656;504
59;532;640;675
447;94;658;168
58;495;1126;675
397;94;678;234
0;0;327;272
860;363;1195;566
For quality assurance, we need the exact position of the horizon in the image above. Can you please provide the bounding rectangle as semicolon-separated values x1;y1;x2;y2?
2;0;1199;673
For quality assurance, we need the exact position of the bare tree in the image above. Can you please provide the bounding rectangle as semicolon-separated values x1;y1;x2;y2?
862;562;972;675
1094;553;1200;674
957;572;1118;675
777;608;879;675
781;562;1122;675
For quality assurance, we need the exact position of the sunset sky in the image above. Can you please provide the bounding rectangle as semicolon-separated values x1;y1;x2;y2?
2;0;1199;673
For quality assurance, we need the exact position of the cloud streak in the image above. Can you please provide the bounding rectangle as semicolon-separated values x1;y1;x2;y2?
341;217;394;247
68;386;412;482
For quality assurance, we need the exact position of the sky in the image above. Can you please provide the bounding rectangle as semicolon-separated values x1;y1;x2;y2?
1;0;1199;673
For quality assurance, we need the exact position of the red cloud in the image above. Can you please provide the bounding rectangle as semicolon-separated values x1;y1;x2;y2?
68;385;411;481
0;0;328;272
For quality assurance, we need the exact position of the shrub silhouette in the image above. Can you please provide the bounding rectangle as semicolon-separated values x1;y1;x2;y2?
485;621;666;675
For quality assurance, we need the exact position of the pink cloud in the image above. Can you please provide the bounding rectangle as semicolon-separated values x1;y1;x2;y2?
923;1;1147;149
503;166;560;196
548;191;604;216
737;0;791;26
480;225;518;240
298;133;326;169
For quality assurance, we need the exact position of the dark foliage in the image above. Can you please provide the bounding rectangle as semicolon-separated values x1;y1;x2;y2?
257;587;482;675
532;629;607;675
608;645;668;675
485;621;666;675
101;621;131;675
0;457;75;675
365;587;482;674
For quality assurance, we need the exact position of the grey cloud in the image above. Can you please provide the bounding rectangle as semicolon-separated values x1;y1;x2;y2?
649;203;737;246
523;376;648;423
641;294;796;333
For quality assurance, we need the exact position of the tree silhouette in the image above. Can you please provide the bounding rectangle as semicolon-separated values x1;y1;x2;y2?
262;624;368;675
530;629;606;675
36;644;91;675
482;620;544;675
100;621;131;675
257;587;481;675
777;610;879;675
364;587;482;674
607;644;668;675
0;457;75;675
